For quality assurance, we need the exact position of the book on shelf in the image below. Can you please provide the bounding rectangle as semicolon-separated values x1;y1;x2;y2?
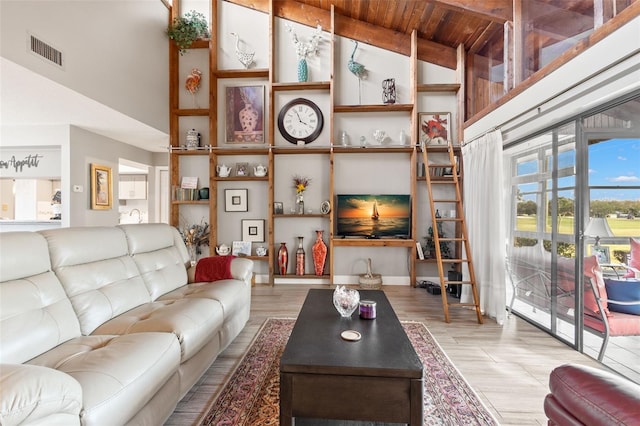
416;241;425;260
181;176;198;189
172;186;200;201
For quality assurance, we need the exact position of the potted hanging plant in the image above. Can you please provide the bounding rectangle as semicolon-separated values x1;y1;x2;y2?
167;10;210;55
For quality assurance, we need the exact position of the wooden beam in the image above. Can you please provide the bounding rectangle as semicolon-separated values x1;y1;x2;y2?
225;0;458;69
429;0;512;23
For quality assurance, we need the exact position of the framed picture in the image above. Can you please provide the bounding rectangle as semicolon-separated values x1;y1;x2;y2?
235;162;249;177
225;189;248;212
419;112;451;146
273;201;284;215
90;163;112;210
590;245;611;264
242;219;265;242
232;241;252;256
225;85;265;144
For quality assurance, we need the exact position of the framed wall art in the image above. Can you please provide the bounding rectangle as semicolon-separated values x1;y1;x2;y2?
225;189;248;212
90;163;112;210
419;112;451;146
242;219;265;242
225;85;265;144
273;201;284;215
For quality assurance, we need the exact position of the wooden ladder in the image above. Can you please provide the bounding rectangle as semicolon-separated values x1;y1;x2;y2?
421;141;483;324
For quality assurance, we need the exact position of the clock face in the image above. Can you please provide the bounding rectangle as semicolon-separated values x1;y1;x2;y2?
277;98;324;144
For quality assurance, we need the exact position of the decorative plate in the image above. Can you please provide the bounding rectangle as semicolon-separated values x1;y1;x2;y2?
320;200;331;215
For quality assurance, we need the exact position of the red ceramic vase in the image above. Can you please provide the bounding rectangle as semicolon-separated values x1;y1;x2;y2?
278;242;288;275
312;230;327;276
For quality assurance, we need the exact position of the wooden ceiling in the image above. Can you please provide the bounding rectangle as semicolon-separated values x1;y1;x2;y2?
225;0;606;70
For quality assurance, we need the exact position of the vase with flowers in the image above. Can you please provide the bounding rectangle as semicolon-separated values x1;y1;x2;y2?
180;219;210;266
293;175;310;214
285;23;323;82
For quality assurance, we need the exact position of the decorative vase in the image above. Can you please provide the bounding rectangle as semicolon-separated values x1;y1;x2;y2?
239;103;259;132
332;285;360;318
296;236;305;275
277;242;288;275
187;244;196;267
296;194;304;214
312;230;327;276
297;58;308;82
198;187;209;200
186;128;199;150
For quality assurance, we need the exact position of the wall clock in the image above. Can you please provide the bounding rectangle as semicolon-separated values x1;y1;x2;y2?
277;98;324;144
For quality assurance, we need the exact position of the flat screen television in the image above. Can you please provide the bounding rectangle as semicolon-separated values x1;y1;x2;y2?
335;194;411;239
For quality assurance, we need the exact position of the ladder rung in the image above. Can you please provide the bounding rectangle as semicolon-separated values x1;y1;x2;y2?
439;237;466;242
441;258;469;263
448;303;479;308
446;280;473;285
432;199;458;203
429;180;455;184
428;164;454;168
434;218;462;222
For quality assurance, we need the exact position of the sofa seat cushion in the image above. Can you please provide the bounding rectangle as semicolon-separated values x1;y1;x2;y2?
27;333;180;426
546;363;640;426
0;363;82;426
158;279;250;319
91;298;224;362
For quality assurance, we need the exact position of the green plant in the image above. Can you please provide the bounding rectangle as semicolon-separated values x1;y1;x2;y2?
167;10;210;55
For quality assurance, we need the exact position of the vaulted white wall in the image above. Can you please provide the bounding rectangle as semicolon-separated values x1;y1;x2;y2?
0;0;169;133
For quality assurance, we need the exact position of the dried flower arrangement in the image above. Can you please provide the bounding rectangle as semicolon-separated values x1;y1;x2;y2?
293;175;311;195
180;219;210;255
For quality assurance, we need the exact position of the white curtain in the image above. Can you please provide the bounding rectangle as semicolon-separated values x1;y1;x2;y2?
461;130;506;325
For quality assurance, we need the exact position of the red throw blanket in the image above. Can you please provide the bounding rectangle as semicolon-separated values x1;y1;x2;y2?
195;255;236;282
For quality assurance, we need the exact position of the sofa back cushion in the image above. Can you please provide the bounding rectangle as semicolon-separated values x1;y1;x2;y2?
40;227;152;335
119;224;189;300
0;232;81;363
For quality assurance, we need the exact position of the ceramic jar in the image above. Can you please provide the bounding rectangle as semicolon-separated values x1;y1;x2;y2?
295;236;305;275
277;242;288;275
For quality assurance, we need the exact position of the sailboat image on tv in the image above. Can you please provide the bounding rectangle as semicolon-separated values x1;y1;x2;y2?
335;194;411;238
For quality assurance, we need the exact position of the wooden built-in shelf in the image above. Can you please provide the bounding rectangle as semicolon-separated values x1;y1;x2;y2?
213;176;269;182
332;238;415;247
212;146;271;155
171;200;209;205
189;39;210;49
334;103;413;113
417;83;460;93
274;274;331;279
332;146;414;154
273;214;328;219
215;69;269;78
169;148;211;155
271;146;332;154
272;81;331;91
174;109;209;116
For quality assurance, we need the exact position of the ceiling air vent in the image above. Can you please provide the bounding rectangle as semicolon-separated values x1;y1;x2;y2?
28;34;63;68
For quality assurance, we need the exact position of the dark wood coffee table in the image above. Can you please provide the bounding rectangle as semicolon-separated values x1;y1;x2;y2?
280;289;423;425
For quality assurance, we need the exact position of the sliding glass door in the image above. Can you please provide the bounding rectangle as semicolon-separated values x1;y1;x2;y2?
505;95;640;382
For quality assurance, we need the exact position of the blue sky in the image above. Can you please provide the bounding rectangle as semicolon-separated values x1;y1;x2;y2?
589;138;640;200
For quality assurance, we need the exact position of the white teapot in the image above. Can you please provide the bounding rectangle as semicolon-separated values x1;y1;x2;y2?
216;244;230;256
254;164;267;177
216;164;231;177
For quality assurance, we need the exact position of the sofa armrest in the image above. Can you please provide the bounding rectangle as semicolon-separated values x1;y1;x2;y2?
230;257;254;284
546;363;640;426
0;364;82;426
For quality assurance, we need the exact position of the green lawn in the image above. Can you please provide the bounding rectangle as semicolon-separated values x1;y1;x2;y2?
516;216;639;237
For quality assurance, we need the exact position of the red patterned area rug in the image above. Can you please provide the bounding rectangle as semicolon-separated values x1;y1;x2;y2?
198;318;498;426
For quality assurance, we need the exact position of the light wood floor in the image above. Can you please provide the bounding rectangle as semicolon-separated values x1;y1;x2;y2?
165;284;604;426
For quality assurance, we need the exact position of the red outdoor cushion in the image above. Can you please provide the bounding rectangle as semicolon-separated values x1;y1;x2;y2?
583;255;610;317
623;237;640;278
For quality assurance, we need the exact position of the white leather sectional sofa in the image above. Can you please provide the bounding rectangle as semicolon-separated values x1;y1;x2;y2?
0;223;253;425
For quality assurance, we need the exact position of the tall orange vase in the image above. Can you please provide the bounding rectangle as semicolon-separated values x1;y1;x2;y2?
312;230;327;276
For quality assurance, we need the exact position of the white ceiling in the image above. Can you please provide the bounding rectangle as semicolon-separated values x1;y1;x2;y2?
0;58;169;153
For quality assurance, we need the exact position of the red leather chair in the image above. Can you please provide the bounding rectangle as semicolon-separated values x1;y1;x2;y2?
544;363;640;426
